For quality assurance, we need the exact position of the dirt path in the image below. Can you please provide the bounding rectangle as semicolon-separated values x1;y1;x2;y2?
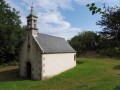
0;66;19;81
0;66;18;72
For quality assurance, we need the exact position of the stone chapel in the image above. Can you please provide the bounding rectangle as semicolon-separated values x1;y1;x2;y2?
19;6;76;80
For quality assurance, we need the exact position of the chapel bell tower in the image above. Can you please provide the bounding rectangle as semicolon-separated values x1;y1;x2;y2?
26;5;38;36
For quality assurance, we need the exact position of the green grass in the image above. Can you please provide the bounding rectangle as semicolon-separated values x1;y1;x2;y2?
0;58;120;90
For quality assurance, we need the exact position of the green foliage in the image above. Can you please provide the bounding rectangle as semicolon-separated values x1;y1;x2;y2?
69;31;97;55
0;58;120;90
87;3;120;47
99;47;120;57
0;60;18;68
97;6;120;47
86;3;101;15
0;0;26;64
8;60;19;66
86;3;120;57
69;30;120;57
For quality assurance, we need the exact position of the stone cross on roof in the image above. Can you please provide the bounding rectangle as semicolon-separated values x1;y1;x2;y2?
30;2;34;15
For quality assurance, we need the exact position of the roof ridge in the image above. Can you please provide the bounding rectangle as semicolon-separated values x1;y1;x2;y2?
38;33;64;39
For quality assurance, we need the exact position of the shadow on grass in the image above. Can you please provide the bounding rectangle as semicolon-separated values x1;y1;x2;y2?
0;68;25;82
76;61;84;64
112;57;120;60
113;65;120;70
115;86;120;90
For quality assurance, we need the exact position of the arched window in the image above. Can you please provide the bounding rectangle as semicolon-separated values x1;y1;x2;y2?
34;20;36;28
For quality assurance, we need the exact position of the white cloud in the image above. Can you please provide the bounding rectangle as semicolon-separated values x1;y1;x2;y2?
39;11;71;29
36;0;73;11
38;11;82;40
5;0;79;39
5;0;120;39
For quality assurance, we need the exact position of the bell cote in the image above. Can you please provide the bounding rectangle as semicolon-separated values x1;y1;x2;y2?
26;6;38;36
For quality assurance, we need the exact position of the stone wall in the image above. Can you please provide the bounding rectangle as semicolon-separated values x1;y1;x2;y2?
19;32;42;80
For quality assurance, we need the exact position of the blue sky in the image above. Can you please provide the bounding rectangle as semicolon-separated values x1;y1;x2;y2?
62;4;101;30
5;0;120;40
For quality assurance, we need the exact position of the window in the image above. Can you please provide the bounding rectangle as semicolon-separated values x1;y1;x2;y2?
29;24;31;28
28;21;31;28
28;44;30;48
34;24;36;28
34;20;36;28
29;21;31;24
27;44;30;51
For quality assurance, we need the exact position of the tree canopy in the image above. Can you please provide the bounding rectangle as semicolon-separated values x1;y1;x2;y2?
87;4;120;47
68;31;97;55
0;0;26;64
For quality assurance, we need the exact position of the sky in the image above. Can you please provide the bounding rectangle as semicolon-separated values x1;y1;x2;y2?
5;0;120;40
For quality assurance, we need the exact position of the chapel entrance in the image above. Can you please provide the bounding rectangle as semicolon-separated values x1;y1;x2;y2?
26;61;31;79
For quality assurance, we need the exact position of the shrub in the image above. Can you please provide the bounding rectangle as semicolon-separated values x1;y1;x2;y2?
99;47;120;57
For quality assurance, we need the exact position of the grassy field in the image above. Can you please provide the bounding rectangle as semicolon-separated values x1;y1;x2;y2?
0;58;120;90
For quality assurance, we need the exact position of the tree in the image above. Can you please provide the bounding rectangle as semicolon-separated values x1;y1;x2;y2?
69;31;97;55
86;3;102;15
97;6;120;47
68;35;81;55
87;3;120;47
0;0;26;64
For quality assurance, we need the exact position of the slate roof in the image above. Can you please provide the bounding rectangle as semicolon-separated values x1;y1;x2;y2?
35;33;76;54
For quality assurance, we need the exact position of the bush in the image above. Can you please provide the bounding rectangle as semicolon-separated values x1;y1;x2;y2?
8;61;19;66
99;47;120;57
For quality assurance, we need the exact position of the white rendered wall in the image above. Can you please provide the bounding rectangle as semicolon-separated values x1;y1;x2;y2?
42;53;76;79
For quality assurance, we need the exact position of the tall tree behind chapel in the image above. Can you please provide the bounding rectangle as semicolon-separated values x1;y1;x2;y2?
0;0;26;64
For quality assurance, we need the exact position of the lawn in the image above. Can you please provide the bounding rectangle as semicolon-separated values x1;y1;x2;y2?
0;58;120;90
